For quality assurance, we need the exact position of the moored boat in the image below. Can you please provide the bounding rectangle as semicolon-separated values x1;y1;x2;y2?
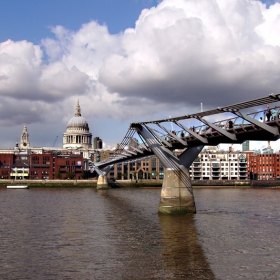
7;185;29;189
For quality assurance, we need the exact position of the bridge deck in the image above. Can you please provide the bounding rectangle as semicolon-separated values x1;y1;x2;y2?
91;93;280;172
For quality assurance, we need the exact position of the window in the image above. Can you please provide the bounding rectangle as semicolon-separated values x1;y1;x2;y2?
31;156;39;164
43;156;50;164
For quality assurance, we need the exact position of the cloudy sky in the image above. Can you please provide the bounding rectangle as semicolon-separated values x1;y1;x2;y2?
1;0;280;151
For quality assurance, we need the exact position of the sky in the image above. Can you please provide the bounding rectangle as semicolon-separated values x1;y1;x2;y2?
1;0;280;152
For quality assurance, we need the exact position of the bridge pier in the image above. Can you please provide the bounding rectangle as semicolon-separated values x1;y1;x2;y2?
159;168;196;215
97;175;109;190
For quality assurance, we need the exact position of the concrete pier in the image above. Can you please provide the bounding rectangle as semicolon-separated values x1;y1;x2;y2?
158;169;196;215
97;175;109;190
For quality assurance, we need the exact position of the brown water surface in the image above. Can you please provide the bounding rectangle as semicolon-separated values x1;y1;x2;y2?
0;187;280;279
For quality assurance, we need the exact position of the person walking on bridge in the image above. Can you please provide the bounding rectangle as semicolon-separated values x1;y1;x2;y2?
264;104;272;122
271;107;278;120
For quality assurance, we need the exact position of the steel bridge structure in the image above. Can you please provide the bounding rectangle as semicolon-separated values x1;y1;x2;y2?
90;93;280;215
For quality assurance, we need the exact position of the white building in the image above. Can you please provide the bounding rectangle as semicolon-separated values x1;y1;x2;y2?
189;146;247;180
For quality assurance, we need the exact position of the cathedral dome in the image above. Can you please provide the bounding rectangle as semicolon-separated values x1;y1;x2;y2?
63;100;92;150
67;116;89;131
66;100;89;132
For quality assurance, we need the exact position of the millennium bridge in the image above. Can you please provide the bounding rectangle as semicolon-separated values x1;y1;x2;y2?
89;93;280;215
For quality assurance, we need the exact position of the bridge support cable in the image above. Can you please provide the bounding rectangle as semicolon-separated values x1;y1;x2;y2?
143;125;173;148
156;123;188;146
135;123;203;215
174;121;208;144
195;117;237;141
98;127;137;165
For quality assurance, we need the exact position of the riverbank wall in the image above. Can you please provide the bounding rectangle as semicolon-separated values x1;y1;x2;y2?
0;179;97;188
115;179;251;188
0;179;279;188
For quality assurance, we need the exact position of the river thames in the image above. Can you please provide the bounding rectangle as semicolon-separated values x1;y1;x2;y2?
1;187;280;279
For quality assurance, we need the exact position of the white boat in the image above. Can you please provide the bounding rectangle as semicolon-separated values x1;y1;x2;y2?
7;185;29;189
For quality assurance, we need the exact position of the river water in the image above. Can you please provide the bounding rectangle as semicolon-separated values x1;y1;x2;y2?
1;187;280;280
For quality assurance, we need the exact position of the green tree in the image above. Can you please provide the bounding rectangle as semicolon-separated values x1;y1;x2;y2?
66;172;75;179
153;171;159;178
80;171;86;179
56;170;61;179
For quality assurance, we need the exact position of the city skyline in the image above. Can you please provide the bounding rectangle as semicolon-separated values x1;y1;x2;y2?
1;0;280;151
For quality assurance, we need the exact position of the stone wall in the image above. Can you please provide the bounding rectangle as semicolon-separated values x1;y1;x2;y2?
0;179;97;188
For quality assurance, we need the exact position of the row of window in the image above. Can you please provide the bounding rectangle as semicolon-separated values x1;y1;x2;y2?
201;163;239;166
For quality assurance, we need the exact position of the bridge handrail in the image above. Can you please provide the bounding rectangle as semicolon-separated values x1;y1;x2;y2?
154;107;280;144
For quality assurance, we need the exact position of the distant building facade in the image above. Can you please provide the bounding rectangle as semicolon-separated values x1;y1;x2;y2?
189;148;247;180
93;137;103;149
0;152;84;180
109;156;165;180
108;147;249;181
242;140;250;151
247;151;280;180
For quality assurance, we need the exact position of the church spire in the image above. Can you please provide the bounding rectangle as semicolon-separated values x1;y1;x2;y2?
75;100;81;117
20;123;30;148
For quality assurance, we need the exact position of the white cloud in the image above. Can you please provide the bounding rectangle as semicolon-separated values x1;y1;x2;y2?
99;0;280;107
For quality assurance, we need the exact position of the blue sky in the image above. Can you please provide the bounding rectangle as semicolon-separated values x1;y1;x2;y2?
1;0;280;151
0;0;158;43
0;0;273;44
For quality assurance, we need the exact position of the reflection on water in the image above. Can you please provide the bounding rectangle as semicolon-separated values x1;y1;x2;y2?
194;188;280;279
159;215;215;279
1;188;280;279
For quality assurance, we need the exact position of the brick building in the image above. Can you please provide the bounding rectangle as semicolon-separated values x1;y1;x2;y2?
247;151;280;180
0;152;84;180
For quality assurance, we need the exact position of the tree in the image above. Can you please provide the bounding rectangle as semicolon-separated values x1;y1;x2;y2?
153;171;159;179
66;172;75;179
80;171;86;179
56;170;61;179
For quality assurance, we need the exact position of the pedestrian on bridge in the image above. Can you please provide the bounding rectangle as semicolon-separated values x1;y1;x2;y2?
264;104;272;122
226;120;233;129
271;107;278;120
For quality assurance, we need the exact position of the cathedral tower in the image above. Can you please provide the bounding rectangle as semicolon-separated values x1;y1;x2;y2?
20;124;30;149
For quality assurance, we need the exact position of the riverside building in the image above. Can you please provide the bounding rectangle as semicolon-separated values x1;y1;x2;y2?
108;146;249;181
0;101;102;180
247;142;280;180
189;147;248;180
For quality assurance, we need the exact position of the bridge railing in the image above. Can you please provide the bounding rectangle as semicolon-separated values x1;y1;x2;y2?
149;107;280;144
